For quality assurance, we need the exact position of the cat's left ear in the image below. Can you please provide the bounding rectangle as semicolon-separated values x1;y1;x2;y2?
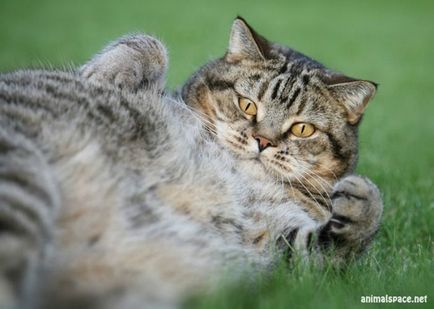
226;16;272;62
326;75;378;125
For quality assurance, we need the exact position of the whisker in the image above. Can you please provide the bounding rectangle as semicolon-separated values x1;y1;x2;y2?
186;109;220;137
288;159;332;207
292;159;333;192
184;104;217;127
311;161;339;181
288;164;333;213
181;106;217;131
291;161;335;208
281;151;339;181
226;138;248;151
227;132;250;146
170;99;219;137
302;169;333;196
287;175;296;198
294;169;330;207
286;172;324;213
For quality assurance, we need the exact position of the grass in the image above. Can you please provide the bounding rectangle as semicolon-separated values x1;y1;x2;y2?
1;0;433;307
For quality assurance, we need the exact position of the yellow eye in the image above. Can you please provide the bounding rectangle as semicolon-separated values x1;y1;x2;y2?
290;123;315;138
238;98;257;116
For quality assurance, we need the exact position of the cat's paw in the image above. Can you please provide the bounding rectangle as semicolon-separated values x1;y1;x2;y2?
81;34;168;91
329;175;383;242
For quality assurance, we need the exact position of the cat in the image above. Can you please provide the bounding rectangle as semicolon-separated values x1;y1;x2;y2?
0;17;383;309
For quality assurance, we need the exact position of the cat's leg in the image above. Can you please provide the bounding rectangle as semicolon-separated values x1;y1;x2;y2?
80;34;168;92
319;175;383;264
0;127;60;308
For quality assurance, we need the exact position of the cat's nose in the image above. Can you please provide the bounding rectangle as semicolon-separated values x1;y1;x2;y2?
252;134;275;152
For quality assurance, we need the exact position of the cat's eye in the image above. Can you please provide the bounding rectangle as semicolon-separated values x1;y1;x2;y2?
290;123;315;138
238;98;257;116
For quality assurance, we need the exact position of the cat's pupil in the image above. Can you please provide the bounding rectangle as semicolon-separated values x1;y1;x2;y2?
301;125;305;134
245;103;251;111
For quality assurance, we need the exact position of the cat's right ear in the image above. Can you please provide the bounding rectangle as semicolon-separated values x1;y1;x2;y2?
225;17;271;63
325;75;378;125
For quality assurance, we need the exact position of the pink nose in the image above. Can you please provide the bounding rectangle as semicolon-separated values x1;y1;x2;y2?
252;134;275;152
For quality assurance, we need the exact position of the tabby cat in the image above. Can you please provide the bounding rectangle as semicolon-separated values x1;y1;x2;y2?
0;17;382;309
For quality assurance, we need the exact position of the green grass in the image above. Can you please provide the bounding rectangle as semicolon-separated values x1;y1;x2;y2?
1;0;433;307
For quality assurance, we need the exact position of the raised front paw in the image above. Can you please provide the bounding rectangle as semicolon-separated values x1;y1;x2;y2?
329;175;383;242
81;34;168;91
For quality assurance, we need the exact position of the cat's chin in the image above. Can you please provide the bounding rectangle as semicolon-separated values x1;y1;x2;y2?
235;157;275;181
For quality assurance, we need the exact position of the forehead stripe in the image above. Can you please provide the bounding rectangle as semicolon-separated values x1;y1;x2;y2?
206;78;234;91
295;96;309;115
286;87;301;109
280;76;296;102
302;75;310;87
257;79;270;101
271;78;282;100
278;63;289;75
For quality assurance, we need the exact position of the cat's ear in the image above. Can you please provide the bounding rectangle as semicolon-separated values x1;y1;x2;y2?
326;75;378;125
226;16;271;62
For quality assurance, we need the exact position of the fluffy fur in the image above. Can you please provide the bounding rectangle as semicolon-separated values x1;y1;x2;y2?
0;18;382;308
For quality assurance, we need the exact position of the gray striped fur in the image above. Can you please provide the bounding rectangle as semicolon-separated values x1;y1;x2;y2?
0;18;382;308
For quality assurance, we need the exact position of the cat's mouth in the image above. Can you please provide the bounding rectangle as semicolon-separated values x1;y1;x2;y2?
241;156;262;164
238;156;267;172
225;141;278;177
251;156;272;173
255;154;292;181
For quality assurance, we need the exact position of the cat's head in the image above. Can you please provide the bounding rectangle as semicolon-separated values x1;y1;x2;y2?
182;17;377;187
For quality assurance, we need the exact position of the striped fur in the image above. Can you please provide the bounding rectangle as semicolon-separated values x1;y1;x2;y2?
0;18;382;308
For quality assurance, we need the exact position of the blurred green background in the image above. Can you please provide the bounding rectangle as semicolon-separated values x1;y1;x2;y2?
1;0;433;308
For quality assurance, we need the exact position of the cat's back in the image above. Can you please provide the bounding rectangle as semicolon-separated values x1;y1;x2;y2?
1;69;98;115
1;70;176;161
1;69;134;136
0;69;187;232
